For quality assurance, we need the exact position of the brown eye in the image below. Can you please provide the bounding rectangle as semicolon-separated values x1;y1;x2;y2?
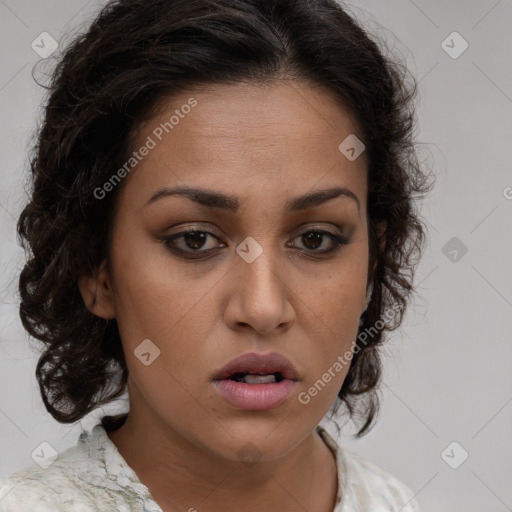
162;227;349;260
302;231;323;249
183;231;208;250
163;228;225;256
290;230;349;255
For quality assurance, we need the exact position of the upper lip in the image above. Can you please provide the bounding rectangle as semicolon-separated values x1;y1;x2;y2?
212;352;299;381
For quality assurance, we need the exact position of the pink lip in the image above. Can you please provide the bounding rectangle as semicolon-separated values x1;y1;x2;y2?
211;352;299;410
213;379;297;410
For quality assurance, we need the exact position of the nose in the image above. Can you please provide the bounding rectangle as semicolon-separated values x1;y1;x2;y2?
223;244;295;336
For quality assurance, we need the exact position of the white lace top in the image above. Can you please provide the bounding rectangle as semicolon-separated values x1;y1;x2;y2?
0;420;421;511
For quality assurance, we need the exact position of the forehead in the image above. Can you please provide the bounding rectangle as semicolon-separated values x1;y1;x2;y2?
120;80;367;211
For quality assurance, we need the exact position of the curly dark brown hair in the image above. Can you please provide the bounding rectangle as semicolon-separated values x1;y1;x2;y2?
17;0;433;437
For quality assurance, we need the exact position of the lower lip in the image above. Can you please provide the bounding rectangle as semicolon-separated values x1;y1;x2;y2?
213;379;297;410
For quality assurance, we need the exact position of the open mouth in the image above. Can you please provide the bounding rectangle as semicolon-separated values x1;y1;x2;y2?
211;352;299;410
228;372;285;384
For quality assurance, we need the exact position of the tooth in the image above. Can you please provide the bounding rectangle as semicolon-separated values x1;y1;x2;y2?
243;374;276;384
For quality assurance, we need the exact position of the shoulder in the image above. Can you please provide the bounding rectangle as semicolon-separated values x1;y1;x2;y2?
0;426;134;512
340;448;421;511
0;447;96;512
0;466;70;512
316;425;421;512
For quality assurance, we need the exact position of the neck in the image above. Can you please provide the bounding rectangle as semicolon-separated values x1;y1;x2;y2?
106;406;338;512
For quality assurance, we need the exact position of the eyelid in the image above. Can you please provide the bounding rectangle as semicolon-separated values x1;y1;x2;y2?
164;222;346;242
161;223;350;259
290;222;344;236
163;224;226;244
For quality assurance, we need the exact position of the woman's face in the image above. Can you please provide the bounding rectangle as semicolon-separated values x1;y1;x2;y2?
84;80;370;462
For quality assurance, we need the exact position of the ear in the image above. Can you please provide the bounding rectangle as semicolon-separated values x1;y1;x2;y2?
78;260;116;319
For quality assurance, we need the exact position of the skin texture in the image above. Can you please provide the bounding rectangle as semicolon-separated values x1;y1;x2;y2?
79;80;376;512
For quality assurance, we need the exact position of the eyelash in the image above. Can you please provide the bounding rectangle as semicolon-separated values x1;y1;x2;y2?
161;227;350;259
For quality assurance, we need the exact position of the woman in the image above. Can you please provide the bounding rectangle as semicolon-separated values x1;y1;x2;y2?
0;0;432;510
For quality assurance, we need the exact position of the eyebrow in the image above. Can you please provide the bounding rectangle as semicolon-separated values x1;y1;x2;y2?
144;185;360;214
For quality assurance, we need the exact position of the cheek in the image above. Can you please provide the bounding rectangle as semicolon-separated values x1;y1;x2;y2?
305;272;365;342
110;246;217;385
110;240;196;339
298;276;364;401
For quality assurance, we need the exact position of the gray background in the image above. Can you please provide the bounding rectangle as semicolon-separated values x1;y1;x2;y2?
1;1;511;510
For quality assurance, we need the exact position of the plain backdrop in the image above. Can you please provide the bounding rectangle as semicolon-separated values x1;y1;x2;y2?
1;1;511;510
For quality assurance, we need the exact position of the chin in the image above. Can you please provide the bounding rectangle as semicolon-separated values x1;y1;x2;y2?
194;415;307;463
